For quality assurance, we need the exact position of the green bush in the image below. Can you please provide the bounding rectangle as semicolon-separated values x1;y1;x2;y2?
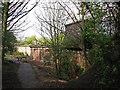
14;52;25;57
55;50;84;80
74;64;84;76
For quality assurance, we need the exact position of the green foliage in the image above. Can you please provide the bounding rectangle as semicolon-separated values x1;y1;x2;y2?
37;3;119;86
82;3;120;87
51;33;65;47
81;4;113;65
58;50;74;80
74;64;84;76
5;52;13;59
24;36;37;45
96;62;120;87
53;50;84;80
5;51;26;60
83;30;113;64
14;52;25;57
43;55;51;65
16;39;25;45
38;37;51;47
17;36;38;46
4;31;17;54
46;27;84;80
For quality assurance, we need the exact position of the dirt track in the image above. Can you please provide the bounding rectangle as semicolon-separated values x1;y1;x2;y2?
30;61;67;88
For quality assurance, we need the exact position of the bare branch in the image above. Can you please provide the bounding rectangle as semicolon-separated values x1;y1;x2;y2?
8;0;40;31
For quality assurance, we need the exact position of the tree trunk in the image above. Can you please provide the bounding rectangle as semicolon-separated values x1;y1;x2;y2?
81;2;89;69
114;2;120;48
2;1;9;61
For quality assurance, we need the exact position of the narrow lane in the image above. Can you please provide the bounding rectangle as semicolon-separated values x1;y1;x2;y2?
17;63;39;88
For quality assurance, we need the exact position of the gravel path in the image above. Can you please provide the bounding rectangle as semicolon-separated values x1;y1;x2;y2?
17;63;40;88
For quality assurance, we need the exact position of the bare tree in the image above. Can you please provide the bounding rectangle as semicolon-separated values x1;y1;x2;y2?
2;0;40;60
35;1;68;76
35;0;120;76
0;2;2;62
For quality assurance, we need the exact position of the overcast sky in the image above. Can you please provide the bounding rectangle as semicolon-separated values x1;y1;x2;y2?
17;0;119;39
17;0;73;39
17;0;40;39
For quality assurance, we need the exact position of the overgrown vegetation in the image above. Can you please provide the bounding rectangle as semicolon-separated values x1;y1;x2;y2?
2;0;120;88
36;1;120;87
82;2;120;87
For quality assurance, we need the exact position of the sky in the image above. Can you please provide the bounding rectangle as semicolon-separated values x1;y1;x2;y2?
17;0;120;39
17;0;66;39
17;9;40;39
17;0;77;39
17;0;41;39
